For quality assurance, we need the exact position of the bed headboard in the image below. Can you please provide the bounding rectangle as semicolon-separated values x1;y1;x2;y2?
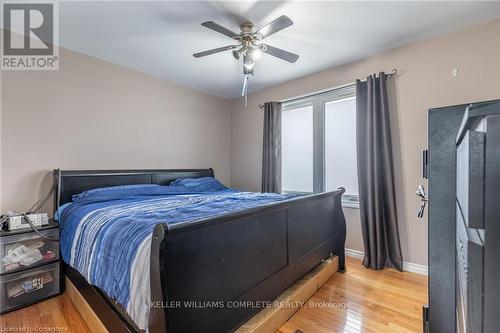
53;168;214;208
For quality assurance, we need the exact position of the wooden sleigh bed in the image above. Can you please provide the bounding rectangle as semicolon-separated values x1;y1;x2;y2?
54;168;346;333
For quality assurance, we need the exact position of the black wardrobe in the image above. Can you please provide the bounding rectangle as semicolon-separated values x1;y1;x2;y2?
426;100;500;332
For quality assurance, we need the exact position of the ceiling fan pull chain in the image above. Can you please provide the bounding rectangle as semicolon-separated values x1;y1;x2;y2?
241;75;249;107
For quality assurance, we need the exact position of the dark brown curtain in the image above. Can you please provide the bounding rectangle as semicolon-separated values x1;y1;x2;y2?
261;101;282;193
356;73;403;271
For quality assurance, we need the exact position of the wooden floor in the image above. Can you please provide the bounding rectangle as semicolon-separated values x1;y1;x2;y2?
0;257;427;333
0;292;91;333
278;257;428;333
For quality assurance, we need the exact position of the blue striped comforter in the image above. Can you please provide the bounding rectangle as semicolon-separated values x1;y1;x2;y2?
59;185;293;330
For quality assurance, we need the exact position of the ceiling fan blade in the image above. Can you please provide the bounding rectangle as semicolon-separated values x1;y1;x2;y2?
262;44;299;63
201;21;239;39
255;15;293;39
193;45;237;58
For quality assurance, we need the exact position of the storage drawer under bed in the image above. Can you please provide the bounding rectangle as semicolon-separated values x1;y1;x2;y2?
0;228;59;275
0;262;61;314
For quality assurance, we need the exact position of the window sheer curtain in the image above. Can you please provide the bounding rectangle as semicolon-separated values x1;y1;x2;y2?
261;101;282;193
356;73;403;271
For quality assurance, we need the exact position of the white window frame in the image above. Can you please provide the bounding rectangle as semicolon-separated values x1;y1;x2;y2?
281;84;359;208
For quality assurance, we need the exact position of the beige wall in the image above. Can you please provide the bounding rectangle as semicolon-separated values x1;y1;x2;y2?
1;47;230;215
229;19;500;266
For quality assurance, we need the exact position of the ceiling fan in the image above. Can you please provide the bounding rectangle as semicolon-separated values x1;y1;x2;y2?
193;15;299;76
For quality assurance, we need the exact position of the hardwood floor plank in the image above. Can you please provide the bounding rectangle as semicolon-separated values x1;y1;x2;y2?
57;293;94;333
36;299;56;328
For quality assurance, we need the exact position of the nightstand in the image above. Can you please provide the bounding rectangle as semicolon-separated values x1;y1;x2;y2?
0;220;62;314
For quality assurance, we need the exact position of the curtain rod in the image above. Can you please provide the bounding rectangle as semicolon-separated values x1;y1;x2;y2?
258;68;401;109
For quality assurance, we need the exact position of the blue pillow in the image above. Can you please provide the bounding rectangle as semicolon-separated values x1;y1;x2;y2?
170;177;227;192
72;184;166;202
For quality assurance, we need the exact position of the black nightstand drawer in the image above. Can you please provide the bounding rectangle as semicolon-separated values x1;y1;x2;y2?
0;262;61;314
1;228;59;275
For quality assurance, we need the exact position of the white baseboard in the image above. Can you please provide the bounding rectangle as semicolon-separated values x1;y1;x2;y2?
345;248;364;260
402;262;428;276
345;248;428;276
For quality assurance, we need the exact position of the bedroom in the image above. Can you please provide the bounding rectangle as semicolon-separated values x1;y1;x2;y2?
0;1;499;332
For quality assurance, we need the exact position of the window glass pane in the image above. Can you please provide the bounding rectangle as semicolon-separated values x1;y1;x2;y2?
325;97;358;196
282;105;313;193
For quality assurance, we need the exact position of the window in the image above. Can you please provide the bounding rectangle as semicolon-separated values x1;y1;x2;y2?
281;85;359;207
282;105;314;193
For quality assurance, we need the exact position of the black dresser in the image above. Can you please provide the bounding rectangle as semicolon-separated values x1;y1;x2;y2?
427;100;500;333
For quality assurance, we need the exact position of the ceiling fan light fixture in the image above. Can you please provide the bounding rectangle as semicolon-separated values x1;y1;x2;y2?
244;58;255;70
251;48;262;60
243;63;254;75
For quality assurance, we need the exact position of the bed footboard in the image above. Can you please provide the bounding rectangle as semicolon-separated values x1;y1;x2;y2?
148;189;346;333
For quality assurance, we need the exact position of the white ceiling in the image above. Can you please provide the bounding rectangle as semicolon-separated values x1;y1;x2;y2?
56;1;500;99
